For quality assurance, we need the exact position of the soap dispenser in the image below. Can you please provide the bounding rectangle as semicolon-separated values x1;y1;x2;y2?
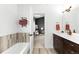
68;29;72;35
73;29;76;33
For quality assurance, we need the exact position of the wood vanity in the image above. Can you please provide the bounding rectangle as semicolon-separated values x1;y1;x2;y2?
53;33;79;54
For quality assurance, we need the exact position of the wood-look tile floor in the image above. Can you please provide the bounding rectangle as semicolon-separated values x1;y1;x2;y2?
34;34;45;48
33;48;57;54
32;34;57;54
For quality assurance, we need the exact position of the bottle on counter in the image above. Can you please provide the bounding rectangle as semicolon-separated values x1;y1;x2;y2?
67;29;72;35
73;29;76;33
61;30;64;33
69;29;72;35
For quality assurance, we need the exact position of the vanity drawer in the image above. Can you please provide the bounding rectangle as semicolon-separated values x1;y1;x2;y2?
53;34;79;54
64;39;79;53
72;43;79;53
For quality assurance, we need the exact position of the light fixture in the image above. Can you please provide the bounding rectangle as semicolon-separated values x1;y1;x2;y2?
62;6;72;13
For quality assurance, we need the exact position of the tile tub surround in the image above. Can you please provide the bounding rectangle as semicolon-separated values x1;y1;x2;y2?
0;33;30;53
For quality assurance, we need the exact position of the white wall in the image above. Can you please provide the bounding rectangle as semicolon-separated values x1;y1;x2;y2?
0;4;78;48
17;4;79;48
32;4;63;48
17;4;34;53
31;4;79;48
71;5;79;33
17;4;62;48
17;4;35;34
62;6;78;32
0;4;18;36
61;5;79;33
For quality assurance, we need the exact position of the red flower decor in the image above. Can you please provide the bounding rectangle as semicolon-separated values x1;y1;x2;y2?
65;24;70;30
56;23;60;31
19;17;28;27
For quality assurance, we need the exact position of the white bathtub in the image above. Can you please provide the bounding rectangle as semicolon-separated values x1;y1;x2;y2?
2;43;30;54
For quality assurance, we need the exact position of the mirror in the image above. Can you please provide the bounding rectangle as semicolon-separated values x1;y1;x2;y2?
61;5;79;33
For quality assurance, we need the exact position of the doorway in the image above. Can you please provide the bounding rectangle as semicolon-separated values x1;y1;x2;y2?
34;16;45;35
33;13;45;50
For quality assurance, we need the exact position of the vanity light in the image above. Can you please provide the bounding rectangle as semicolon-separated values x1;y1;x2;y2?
62;6;72;13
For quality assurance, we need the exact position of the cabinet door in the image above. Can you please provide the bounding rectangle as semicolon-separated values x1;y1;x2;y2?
53;34;63;54
63;39;79;54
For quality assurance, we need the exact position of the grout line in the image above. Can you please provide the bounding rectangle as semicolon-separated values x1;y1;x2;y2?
39;48;40;54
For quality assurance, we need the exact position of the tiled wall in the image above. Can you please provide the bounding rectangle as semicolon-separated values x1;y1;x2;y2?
0;33;30;53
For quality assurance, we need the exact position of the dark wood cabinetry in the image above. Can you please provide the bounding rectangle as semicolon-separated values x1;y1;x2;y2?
53;34;79;54
53;34;63;53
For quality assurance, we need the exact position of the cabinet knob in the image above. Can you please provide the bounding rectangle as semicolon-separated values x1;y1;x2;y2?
70;51;75;54
71;45;74;46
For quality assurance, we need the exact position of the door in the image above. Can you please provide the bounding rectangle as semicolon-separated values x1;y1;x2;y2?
33;13;45;48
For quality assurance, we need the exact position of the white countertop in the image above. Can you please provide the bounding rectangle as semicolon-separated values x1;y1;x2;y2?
53;32;79;44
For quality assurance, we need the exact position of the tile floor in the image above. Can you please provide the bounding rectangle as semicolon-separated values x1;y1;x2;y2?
32;34;57;54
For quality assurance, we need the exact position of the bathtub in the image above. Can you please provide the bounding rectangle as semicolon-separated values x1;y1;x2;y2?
2;43;30;54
